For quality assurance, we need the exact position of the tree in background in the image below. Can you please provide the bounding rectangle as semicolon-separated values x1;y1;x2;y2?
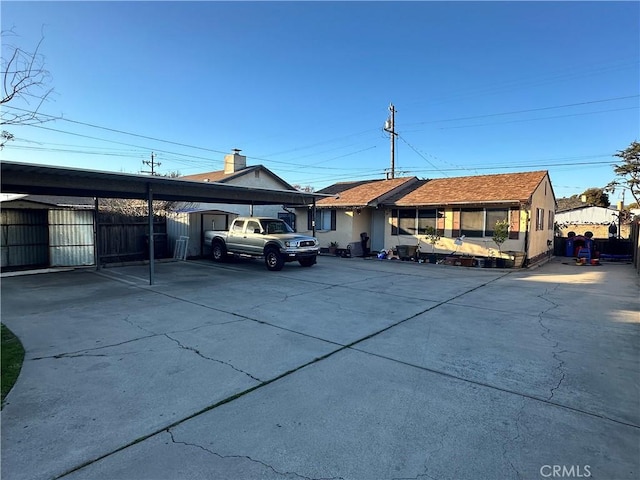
606;141;640;206
293;184;315;193
1;28;55;148
556;188;610;211
581;187;610;207
99;171;184;215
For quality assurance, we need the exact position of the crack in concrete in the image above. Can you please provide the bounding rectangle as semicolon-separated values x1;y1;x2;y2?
167;430;344;480
391;474;438;480
536;286;566;401
413;428;445;480
120;314;155;335
500;398;525;480
163;333;263;383
281;284;336;302
30;334;159;361
31;317;249;362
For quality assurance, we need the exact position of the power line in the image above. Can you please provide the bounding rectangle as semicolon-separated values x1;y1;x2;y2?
2;144;147;158
23;121;380;172
6;104;386;170
4;105;229;155
405;59;639;109
259;128;380;158
402;95;639;127
438;106;638;130
5;98;631;188
26;124;223;164
397;134;448;177
407;160;615;175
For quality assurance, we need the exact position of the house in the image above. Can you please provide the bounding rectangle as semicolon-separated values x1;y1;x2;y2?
167;149;302;258
298;176;419;252
294;170;557;266
555;204;630;239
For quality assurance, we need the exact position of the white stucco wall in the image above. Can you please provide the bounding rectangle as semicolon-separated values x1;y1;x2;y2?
556;206;620;225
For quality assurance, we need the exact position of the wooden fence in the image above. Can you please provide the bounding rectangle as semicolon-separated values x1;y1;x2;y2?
97;213;168;264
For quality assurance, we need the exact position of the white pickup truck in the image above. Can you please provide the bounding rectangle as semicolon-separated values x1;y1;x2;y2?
203;217;319;271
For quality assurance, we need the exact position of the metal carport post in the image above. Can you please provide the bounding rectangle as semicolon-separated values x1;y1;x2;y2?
147;183;155;285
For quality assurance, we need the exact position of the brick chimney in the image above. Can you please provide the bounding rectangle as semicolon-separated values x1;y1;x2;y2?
224;148;247;174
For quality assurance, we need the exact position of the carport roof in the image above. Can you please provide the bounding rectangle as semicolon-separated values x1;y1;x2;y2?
1;161;328;205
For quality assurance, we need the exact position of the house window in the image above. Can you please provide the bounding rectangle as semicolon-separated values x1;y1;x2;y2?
459;208;509;237
307;209;336;231
391;209;418;235
536;208;545;231
417;209;435;234
398;209;416;235
485;209;509;237
460;209;484;237
416;209;445;235
547;211;554;231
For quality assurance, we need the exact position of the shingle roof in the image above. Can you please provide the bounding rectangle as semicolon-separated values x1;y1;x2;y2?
181;166;260;184
181;165;296;190
316;177;417;207
388;171;550;206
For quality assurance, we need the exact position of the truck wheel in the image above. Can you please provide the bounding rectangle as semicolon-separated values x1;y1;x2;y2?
212;241;227;262
299;257;316;267
264;248;284;271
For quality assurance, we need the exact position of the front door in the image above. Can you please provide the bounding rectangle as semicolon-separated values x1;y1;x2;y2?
371;209;386;252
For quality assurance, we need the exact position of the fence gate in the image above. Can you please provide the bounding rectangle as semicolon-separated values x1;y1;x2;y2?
48;209;95;267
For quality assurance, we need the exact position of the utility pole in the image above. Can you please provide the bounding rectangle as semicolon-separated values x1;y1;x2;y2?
383;103;397;179
142;152;161;176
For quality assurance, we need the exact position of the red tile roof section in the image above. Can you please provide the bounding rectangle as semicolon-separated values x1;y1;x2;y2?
316;177;416;207
391;171;549;206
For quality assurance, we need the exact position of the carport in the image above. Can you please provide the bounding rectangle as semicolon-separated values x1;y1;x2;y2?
1;161;328;284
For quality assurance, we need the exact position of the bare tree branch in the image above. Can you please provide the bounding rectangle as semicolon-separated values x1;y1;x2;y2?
1;28;56;127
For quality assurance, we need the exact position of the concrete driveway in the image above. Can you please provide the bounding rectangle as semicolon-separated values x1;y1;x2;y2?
1;256;638;480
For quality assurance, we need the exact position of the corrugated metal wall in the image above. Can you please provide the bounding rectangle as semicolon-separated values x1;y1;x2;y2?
0;209;49;269
48;209;95;266
166;212;190;257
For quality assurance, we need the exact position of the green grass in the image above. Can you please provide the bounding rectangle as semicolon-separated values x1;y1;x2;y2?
1;323;25;408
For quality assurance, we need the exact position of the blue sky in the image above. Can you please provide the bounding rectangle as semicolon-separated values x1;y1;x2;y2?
2;1;639;200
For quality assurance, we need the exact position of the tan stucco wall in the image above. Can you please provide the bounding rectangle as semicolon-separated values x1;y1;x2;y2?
293;208;373;251
527;176;556;260
351;210;371;245
381;209;527;258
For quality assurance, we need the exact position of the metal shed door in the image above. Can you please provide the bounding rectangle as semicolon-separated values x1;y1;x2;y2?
49;209;95;267
0;209;49;269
